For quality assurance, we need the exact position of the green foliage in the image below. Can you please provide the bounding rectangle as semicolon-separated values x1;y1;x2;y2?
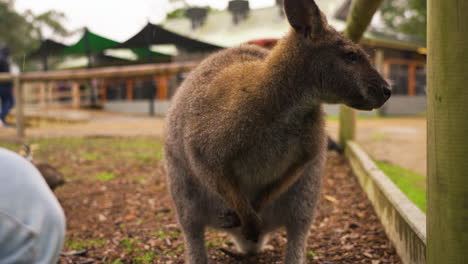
381;0;426;41
375;161;426;212
166;8;186;19
0;0;70;65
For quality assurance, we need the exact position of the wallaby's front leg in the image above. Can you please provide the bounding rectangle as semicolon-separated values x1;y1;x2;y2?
253;156;309;212
190;147;262;241
213;175;262;242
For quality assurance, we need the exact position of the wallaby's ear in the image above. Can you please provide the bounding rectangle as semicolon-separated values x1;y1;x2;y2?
283;0;327;38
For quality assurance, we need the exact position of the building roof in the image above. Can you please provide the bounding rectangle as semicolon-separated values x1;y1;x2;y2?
162;0;425;52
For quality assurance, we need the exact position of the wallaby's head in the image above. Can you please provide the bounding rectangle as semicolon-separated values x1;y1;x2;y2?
283;0;391;110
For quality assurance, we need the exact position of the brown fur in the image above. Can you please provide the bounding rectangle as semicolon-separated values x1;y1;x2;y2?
164;1;390;263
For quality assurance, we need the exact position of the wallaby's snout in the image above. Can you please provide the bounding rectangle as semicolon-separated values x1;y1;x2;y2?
351;70;392;110
365;69;392;110
347;80;391;111
381;83;392;102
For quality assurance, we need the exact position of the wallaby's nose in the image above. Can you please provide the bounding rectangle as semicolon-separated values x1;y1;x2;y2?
382;85;392;99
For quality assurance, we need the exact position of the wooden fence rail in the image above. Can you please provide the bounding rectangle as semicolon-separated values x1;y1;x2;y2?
0;62;198;138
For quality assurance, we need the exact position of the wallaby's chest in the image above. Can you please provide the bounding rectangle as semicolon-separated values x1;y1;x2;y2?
232;113;318;194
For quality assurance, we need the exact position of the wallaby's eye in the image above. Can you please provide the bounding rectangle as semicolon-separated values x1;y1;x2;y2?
345;52;359;63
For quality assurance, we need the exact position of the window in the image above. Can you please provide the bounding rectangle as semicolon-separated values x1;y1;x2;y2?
389;64;409;95
415;66;426;95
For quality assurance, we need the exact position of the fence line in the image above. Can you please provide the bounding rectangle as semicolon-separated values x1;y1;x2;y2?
0;62;198;138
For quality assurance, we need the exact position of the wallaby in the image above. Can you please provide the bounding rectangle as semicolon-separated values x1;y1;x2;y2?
164;0;391;263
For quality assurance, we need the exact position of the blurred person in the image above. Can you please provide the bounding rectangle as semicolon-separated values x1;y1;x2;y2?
0;45;14;127
0;147;66;263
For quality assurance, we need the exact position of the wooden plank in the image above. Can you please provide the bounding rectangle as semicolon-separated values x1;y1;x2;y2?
100;81;107;102
383;63;390;81
384;58;426;67
157;76;168;100
47;82;54;105
126;79;134;101
374;49;385;74
14;76;25;138
72;82;80;108
39;82;46;107
19;61;198;82
346;141;426;264
408;64;416;96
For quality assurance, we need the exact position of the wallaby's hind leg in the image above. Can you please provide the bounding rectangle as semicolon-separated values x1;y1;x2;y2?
165;156;209;264
181;222;208;264
284;223;310;264
280;161;323;264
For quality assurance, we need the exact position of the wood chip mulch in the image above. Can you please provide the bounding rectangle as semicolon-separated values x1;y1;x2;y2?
57;151;401;264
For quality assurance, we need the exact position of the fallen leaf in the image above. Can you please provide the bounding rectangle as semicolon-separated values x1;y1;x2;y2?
324;195;338;204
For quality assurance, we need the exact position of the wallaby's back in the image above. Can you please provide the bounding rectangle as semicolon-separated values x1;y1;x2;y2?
165;44;270;158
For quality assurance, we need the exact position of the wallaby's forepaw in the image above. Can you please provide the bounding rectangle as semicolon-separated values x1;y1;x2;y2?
241;215;262;242
219;210;241;228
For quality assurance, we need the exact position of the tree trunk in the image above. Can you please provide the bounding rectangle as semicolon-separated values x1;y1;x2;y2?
339;0;383;147
427;1;468;263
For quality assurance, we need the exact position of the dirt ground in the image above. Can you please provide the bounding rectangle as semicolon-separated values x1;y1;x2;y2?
326;117;426;175
0;136;401;264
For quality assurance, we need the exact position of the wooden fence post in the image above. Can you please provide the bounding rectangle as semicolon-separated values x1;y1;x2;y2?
39;82;46;107
427;0;468;263
71;82;81;108
157;75;168;100
126;79;134;101
339;106;356;146
47;81;54;106
100;80;107;103
14;75;25;138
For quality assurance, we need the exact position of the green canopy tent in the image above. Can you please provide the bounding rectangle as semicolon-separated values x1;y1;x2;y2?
59;28;119;68
60;28;171;68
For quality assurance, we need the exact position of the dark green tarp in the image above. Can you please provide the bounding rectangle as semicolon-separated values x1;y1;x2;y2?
118;22;222;52
58;28;171;67
59;28;118;56
28;39;68;59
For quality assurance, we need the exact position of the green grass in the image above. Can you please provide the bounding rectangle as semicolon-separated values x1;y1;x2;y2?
375;161;426;212
0;141;19;151
153;230;168;239
134;251;157;264
66;238;106;251
121;238;138;253
371;132;388;141
307;251;317;260
94;172;117;181
80;152;100;161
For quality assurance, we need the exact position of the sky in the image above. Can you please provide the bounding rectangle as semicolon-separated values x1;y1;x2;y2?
14;0;275;43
